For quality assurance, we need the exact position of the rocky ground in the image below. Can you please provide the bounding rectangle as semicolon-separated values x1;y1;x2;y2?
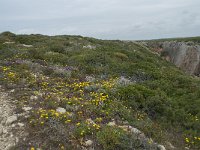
0;86;26;150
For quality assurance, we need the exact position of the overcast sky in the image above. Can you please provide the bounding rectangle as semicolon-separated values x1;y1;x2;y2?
0;0;200;40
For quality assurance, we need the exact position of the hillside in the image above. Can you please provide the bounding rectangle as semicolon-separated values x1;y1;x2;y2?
0;32;200;150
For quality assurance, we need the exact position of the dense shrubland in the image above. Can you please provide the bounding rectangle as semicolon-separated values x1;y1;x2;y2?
0;32;200;149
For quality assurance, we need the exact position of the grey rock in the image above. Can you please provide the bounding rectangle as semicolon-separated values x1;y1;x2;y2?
3;128;7;134
85;76;95;82
85;140;93;147
130;127;142;135
15;137;19;143
30;95;38;100
83;45;96;49
17;123;25;127
21;44;33;47
10;89;15;93
6;115;17;124
157;144;166;150
0;128;3;135
165;142;175;149
11;124;16;128
22;106;32;111
56;107;66;113
117;76;132;85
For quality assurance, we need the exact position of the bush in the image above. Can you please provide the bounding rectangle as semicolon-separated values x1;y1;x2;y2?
97;126;127;150
114;52;129;61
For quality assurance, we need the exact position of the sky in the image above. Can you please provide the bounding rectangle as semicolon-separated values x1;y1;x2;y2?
0;0;200;40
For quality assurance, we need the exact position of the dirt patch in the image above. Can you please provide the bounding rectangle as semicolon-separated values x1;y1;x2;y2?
0;86;26;150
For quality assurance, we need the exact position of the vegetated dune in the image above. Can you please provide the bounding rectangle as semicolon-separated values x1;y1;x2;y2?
0;32;200;150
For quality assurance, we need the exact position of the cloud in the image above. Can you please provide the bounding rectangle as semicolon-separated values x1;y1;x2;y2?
0;0;200;40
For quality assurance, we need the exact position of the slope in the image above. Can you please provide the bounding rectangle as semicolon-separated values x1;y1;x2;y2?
0;32;200;150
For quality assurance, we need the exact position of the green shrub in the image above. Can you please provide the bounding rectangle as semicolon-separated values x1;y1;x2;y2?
114;52;129;61
97;126;127;150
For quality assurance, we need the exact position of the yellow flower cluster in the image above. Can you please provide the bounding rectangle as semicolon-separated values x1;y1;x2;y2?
71;81;90;90
30;109;74;125
136;112;146;121
7;72;16;78
90;92;109;106
185;136;200;146
86;119;101;130
2;66;10;72
101;78;117;89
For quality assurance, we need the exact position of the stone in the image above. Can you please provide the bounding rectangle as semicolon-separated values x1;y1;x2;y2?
157;145;166;150
117;76;132;85
107;121;116;126
165;142;175;149
85;140;93;147
3;42;15;44
30;95;38;100
15;137;19;143
21;44;33;47
3;128;8;134
10;89;15;93
6;115;17;124
83;45;96;49
85;76;95;82
11;124;16;128
17;123;25;127
130;127;142;135
22;107;32;111
0;128;3;135
56;107;66;113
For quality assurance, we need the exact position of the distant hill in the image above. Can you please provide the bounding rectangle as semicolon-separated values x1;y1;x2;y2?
142;36;200;43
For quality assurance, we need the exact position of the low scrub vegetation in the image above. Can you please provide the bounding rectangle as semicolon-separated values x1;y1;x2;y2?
0;32;200;149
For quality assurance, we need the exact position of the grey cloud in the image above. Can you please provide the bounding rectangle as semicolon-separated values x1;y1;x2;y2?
0;0;200;40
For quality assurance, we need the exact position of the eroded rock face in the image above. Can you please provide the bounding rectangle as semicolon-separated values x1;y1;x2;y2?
148;41;200;76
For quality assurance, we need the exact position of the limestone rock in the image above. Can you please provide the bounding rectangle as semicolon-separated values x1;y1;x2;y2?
22;106;32;111
6;115;17;124
85;140;93;147
56;107;66;113
130;127;142;135
157;144;166;150
0;127;3;135
17;123;25;127
85;76;95;82
165;142;175;149
30;95;38;100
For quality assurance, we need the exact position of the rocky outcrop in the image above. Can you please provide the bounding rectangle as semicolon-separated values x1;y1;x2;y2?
147;41;200;76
